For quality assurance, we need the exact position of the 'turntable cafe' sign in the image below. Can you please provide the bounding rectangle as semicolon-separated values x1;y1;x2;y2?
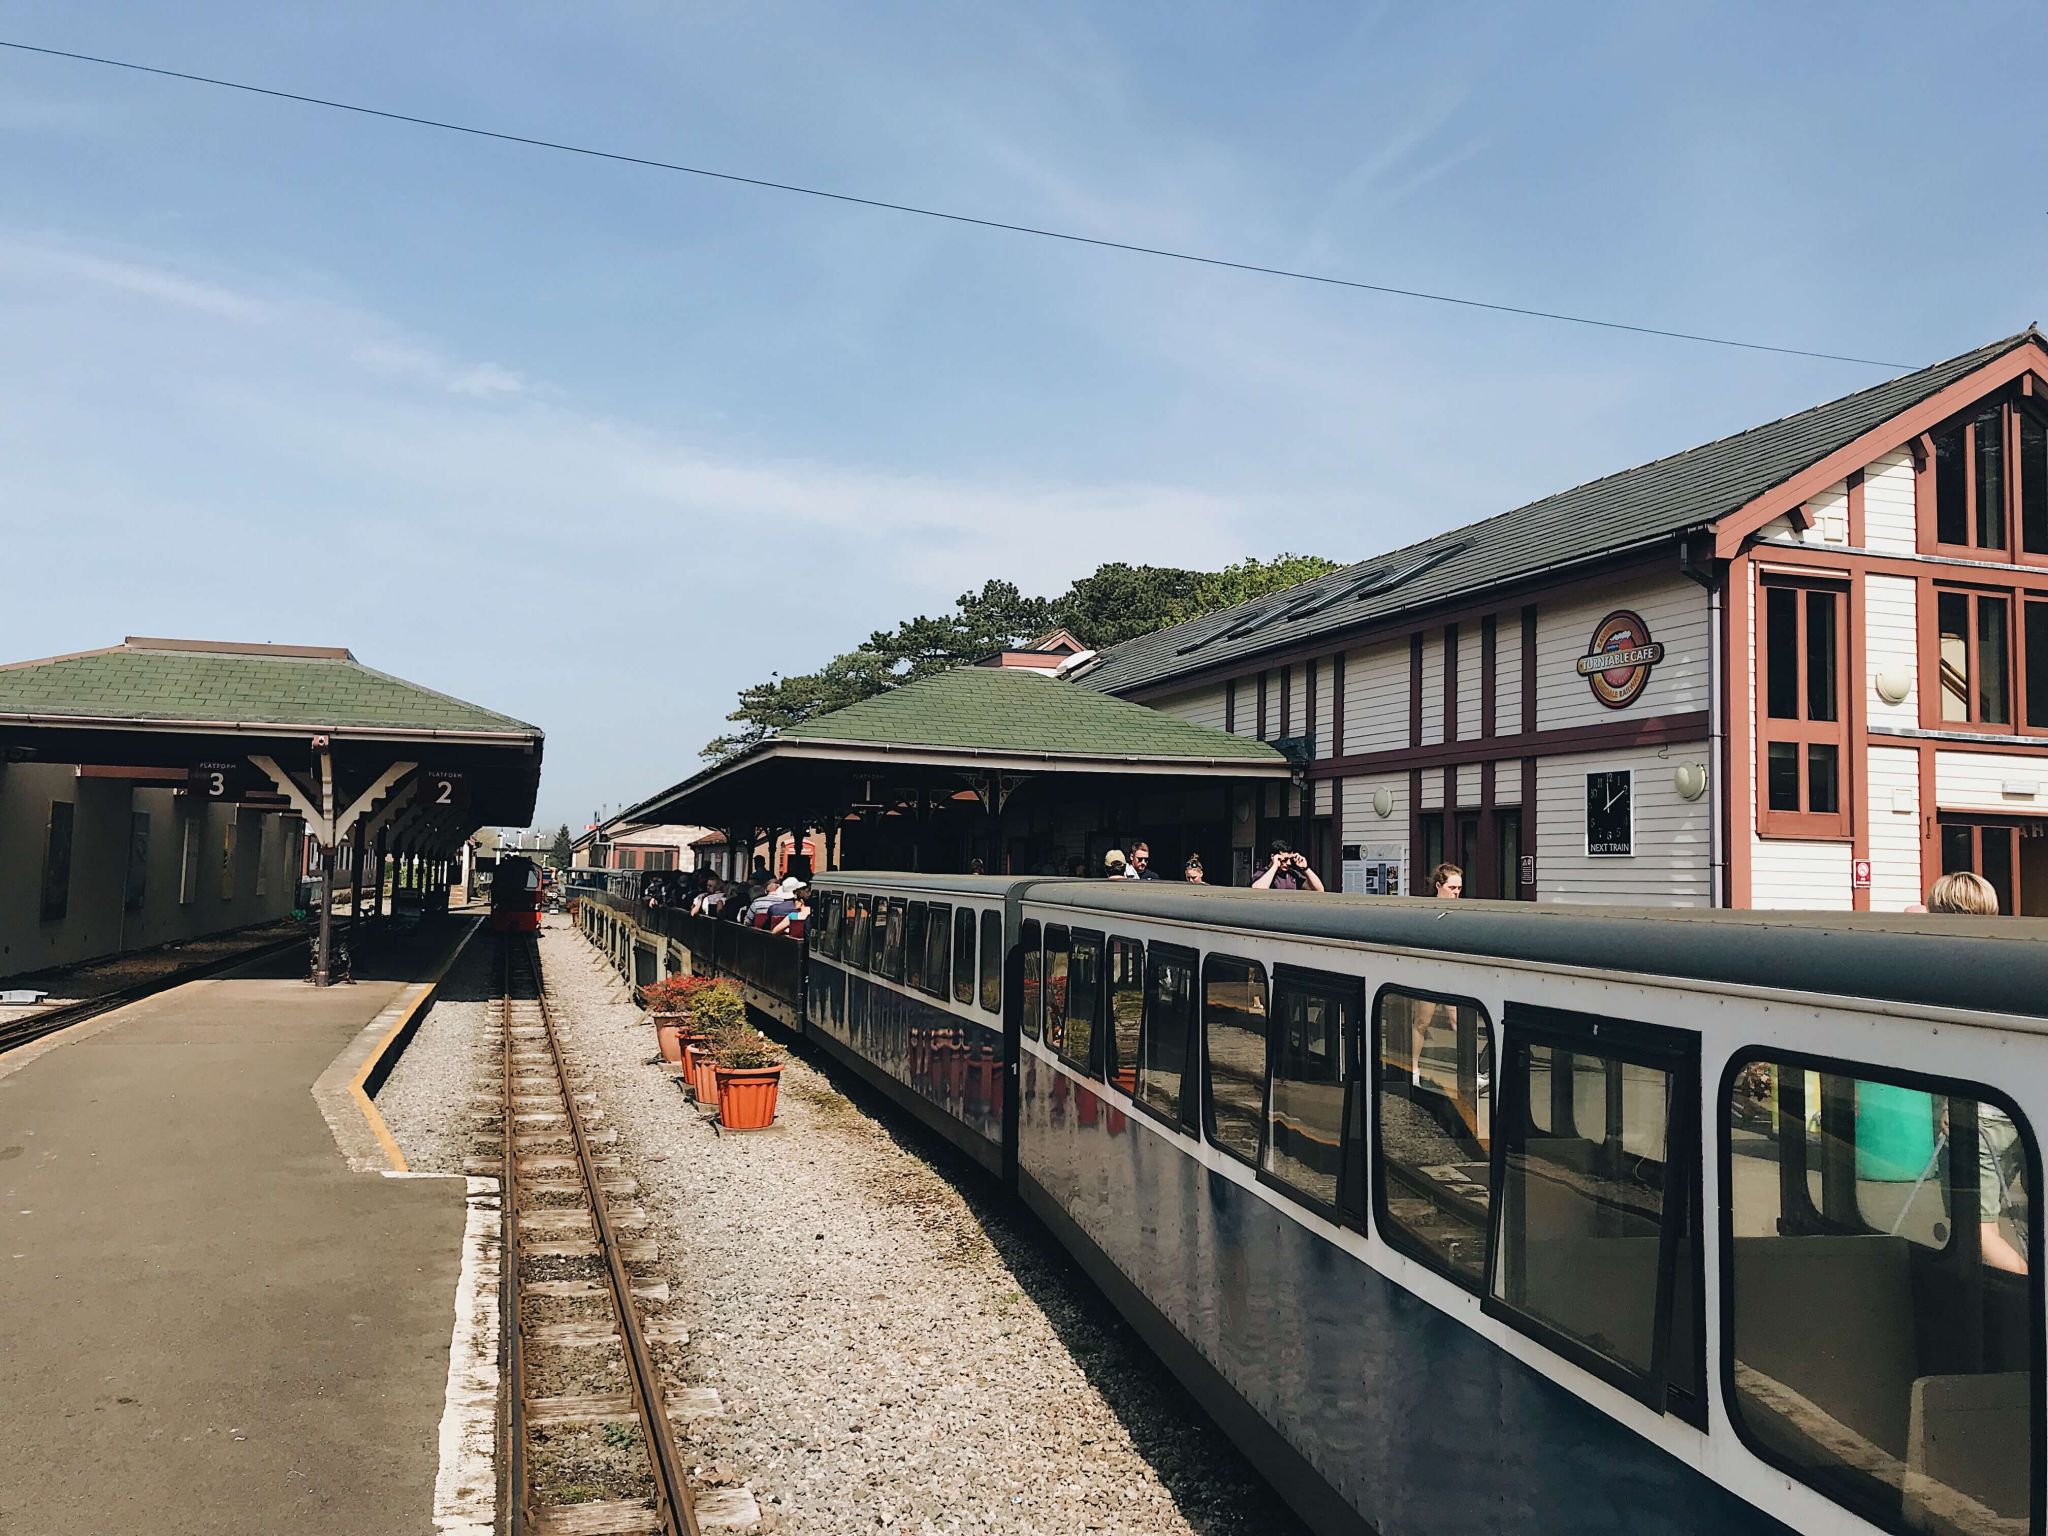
1575;609;1665;709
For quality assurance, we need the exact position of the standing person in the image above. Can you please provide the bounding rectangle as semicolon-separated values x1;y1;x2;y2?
1430;863;1465;898
1926;870;2028;1272
1127;842;1162;881
1252;839;1325;892
1183;854;1207;884
1103;849;1129;879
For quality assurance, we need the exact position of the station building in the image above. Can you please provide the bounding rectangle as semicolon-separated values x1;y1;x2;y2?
0;636;543;979
1072;326;2048;913
614;328;2048;916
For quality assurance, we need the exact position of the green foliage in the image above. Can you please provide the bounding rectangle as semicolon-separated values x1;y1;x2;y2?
547;824;573;869
687;980;748;1040
702;555;1338;760
715;1027;785;1069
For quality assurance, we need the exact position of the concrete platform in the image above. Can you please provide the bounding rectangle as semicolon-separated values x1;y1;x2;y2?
0;922;484;1536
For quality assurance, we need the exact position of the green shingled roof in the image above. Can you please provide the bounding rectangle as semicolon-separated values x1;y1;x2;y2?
780;664;1282;761
0;639;538;737
1078;328;2045;696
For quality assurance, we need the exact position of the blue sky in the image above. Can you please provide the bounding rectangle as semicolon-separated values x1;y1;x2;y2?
1;3;2042;832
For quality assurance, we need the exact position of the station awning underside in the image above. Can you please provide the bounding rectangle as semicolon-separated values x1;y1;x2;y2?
0;637;544;842
623;665;1287;829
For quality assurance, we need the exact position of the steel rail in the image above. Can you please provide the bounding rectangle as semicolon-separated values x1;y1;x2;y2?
500;938;527;1536
509;933;700;1536
0;931;308;1056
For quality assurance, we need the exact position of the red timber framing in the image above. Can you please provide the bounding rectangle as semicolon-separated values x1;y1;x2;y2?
1713;338;2048;559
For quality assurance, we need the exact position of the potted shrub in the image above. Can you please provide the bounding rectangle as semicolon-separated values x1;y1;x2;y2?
713;1026;786;1131
639;975;697;1065
687;980;748;1103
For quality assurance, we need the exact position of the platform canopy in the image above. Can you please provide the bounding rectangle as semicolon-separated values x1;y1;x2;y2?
0;636;543;895
620;664;1287;874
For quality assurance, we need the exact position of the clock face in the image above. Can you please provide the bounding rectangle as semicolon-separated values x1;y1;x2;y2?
1586;770;1634;856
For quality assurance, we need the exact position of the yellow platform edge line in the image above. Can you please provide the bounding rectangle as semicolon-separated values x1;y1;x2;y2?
349;917;486;1174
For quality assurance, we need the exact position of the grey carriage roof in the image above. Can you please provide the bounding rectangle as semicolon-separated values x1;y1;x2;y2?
1075;328;2040;697
811;874;2048;1023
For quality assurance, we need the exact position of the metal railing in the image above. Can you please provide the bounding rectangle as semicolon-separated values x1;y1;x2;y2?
584;890;804;1014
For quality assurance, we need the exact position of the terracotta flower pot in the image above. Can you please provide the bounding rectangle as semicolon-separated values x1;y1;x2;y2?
651;1013;686;1064
715;1064;783;1130
690;1048;722;1103
681;1041;706;1098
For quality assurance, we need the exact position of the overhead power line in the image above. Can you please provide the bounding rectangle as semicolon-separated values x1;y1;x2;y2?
0;37;1913;370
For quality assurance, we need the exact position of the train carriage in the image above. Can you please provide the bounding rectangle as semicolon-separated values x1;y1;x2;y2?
758;874;2048;1536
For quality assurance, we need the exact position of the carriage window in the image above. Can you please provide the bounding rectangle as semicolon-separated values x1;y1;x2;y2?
1019;920;1041;1039
876;898;904;982
1726;1055;2037;1536
848;894;872;970
1203;955;1268;1165
1266;970;1357;1212
904;903;928;992
978;909;1002;1013
1105;937;1144;1090
1060;931;1102;1077
810;893;837;956
1375;989;1492;1286
1491;1008;1699;1416
1042;926;1070;1051
1138;945;1196;1129
924;904;951;999
953;907;976;1006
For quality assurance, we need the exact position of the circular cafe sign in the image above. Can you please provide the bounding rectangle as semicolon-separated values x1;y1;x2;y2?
1575;610;1665;708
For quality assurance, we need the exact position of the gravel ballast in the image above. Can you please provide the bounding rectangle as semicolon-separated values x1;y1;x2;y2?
374;925;498;1172
539;916;1303;1536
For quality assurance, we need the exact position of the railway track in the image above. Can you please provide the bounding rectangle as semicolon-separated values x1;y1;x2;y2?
499;933;701;1536
0;931;308;1056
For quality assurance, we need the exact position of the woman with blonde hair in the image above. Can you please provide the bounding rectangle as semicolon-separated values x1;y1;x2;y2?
1927;870;2000;916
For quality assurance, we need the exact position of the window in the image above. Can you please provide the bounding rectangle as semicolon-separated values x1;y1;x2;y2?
904;902;928;991
844;893;869;968
1489;1007;1700;1417
40;800;74;922
1418;812;1444;877
1059;931;1102;1076
923;903;951;1000
1725;1055;2038;1535
1930;395;2048;560
1104;937;1144;1090
811;892;838;956
952;906;976;1005
876;897;904;981
124;811;150;913
1042;925;1070;1050
1202;955;1268;1165
1496;808;1523;901
2024;407;2048;556
977;909;1002;1013
1759;580;1849;835
1937;588;2013;727
1265;968;1358;1214
2028;601;2048;731
1374;988;1492;1285
1020;919;1042;1039
1137;943;1197;1129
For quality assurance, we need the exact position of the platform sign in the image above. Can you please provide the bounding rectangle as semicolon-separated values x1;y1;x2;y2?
419;770;470;812
189;760;242;800
1852;858;1873;890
